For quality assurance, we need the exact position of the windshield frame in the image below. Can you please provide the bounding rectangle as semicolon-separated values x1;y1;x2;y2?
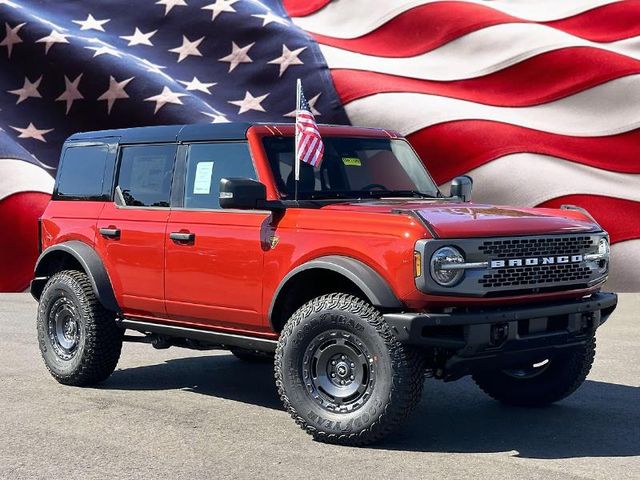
261;134;442;202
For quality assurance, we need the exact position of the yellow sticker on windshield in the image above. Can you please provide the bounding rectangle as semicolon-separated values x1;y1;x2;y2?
342;157;361;166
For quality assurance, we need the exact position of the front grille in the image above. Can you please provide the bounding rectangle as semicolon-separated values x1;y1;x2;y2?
479;236;594;258
479;263;592;289
415;233;606;297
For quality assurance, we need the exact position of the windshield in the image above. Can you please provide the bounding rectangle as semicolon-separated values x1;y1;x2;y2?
262;136;440;200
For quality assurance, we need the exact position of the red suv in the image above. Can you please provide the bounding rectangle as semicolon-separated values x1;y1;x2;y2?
32;123;617;445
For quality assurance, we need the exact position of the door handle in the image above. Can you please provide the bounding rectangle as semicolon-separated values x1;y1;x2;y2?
170;231;195;243
99;227;120;239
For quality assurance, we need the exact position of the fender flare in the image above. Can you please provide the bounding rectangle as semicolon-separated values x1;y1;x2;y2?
31;241;120;312
268;255;402;326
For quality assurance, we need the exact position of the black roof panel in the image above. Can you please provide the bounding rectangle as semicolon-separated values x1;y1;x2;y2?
66;122;255;144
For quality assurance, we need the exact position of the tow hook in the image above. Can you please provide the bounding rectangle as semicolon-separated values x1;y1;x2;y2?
490;323;509;347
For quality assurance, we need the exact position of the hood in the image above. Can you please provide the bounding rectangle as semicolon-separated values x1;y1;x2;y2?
321;200;601;238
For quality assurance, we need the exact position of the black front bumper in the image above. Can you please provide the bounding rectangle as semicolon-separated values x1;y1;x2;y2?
384;292;618;380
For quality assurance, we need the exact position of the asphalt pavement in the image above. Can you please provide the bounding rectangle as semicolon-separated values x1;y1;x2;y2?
1;293;638;480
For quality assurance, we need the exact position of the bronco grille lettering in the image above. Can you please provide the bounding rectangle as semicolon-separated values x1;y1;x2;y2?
490;254;584;269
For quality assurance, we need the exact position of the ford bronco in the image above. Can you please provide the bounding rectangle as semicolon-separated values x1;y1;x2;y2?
32;123;617;445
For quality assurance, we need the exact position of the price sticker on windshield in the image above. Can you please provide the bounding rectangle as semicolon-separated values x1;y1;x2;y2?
342;157;362;167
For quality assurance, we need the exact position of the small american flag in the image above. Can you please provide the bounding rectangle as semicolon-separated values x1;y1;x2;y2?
295;79;324;175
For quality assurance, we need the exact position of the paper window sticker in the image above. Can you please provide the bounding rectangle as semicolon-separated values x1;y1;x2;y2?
342;157;362;166
193;161;214;194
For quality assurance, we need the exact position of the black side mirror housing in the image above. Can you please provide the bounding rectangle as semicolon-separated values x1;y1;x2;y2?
219;178;267;209
450;175;473;202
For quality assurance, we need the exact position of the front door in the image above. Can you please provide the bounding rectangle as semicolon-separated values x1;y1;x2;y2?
165;141;270;334
97;143;177;318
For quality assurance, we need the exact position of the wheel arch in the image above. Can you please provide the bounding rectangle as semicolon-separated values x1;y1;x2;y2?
31;241;120;313
268;255;402;333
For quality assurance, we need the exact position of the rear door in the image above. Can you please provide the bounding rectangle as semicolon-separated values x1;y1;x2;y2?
165;141;269;333
97;143;177;317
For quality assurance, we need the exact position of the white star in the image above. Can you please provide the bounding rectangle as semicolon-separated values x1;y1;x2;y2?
268;45;306;77
85;44;123;57
202;0;238;21
168;35;204;63
55;74;84;114
201;111;229;123
120;27;156;47
144;86;187;114
219;41;254;73
179;77;216;94
156;0;187;15
8;75;42;104
36;30;70;54
0;22;25;58
228;91;269;114
252;12;288;27
284;93;322;117
98;76;134;114
10;122;53;142
72;14;110;32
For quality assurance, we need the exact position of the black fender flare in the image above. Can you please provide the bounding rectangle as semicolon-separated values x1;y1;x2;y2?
268;255;402;327
31;241;120;312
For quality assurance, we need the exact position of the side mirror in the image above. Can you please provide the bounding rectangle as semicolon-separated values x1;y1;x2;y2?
219;178;267;209
450;175;473;202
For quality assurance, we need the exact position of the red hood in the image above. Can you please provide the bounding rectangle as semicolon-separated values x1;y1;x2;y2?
321;200;601;238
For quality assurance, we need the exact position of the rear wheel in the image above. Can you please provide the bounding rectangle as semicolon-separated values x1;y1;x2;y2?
274;294;424;446
37;270;123;386
472;337;596;407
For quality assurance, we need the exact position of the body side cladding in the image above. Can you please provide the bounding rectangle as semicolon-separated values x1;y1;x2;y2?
30;240;120;312
118;319;277;352
268;255;402;330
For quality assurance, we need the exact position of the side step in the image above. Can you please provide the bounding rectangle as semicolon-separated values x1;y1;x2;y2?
118;318;278;353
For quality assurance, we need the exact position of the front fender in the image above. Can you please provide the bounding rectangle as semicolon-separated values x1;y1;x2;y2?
268;255;402;324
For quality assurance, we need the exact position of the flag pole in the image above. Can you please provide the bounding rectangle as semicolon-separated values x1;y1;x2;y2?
294;78;301;202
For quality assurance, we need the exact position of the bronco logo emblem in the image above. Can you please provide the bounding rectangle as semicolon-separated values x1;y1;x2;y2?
490;254;584;268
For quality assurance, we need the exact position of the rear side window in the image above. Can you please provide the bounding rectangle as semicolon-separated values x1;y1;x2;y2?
116;144;176;207
183;142;256;209
56;145;108;199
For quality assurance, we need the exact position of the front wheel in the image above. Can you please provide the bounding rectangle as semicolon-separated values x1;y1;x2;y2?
274;294;424;446
472;337;596;407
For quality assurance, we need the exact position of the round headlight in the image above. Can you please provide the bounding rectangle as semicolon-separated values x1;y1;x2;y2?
596;237;610;273
598;237;610;255
430;246;465;287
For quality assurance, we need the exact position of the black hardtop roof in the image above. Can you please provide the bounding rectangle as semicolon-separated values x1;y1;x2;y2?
66;122;255;144
65;122;393;145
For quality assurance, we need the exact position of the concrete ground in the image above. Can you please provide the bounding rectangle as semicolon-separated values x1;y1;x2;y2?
0;293;638;480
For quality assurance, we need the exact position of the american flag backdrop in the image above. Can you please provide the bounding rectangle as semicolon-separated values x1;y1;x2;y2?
0;0;638;292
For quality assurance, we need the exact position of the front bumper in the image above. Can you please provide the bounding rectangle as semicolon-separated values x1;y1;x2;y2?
384;292;617;380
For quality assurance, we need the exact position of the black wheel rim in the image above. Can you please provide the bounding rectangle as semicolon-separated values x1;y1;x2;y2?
302;330;375;413
47;295;82;361
503;359;551;379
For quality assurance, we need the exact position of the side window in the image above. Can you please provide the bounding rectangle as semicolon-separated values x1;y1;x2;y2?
184;142;256;209
117;144;176;207
56;144;108;199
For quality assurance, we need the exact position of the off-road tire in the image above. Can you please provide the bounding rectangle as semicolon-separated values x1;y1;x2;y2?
230;348;274;363
472;336;596;407
274;293;425;446
37;270;123;386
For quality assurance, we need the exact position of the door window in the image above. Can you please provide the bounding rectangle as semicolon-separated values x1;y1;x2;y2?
116;144;176;207
183;142;256;209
